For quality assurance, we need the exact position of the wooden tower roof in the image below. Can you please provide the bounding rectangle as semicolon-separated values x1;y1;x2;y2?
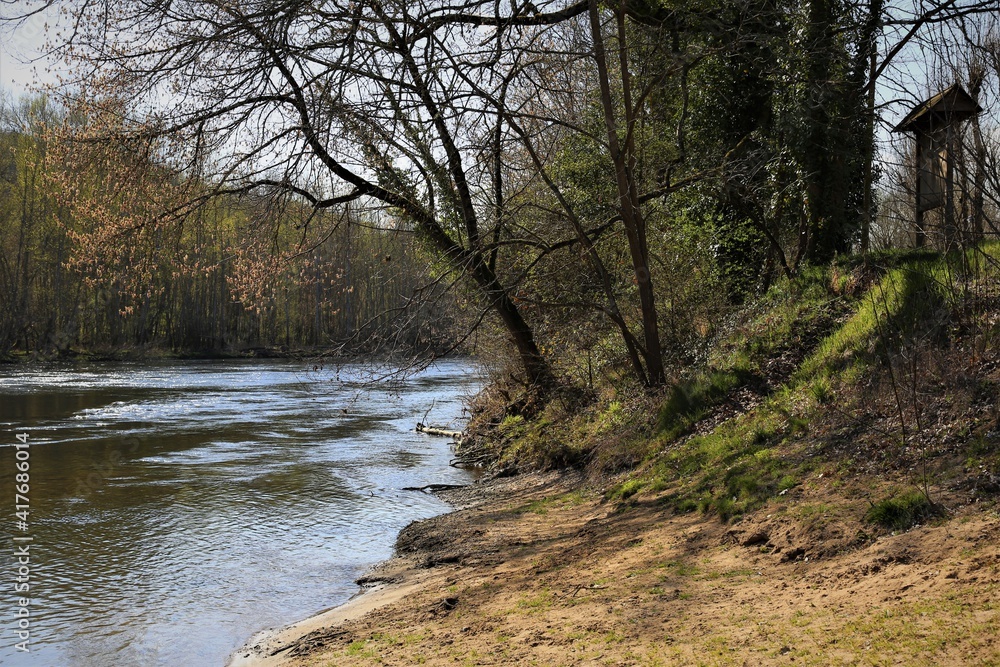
893;84;982;133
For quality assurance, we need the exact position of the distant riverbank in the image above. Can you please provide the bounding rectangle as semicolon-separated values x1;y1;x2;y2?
0;345;468;364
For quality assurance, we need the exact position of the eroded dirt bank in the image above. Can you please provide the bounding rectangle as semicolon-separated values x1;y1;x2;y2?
230;469;1000;667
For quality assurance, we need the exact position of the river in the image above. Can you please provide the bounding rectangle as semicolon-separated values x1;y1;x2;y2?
0;359;478;666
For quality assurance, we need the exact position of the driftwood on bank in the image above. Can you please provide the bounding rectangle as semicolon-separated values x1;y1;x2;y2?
402;483;469;493
416;423;463;440
415;422;482;469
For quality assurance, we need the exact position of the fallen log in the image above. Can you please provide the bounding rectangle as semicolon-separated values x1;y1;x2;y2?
416;423;463;439
449;458;483;469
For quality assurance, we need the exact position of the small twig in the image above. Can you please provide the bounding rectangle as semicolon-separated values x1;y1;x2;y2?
420;399;436;429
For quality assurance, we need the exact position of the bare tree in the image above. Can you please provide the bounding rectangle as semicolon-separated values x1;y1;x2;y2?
15;0;611;390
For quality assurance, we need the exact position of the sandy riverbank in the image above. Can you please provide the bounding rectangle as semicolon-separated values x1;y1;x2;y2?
226;473;564;667
229;468;1000;666
226;570;439;667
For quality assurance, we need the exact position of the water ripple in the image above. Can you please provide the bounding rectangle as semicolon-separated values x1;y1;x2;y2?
0;359;480;667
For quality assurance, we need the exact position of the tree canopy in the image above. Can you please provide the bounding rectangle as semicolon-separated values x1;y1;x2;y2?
0;0;997;394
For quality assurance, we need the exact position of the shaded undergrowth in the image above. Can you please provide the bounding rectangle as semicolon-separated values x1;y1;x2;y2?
475;244;1000;530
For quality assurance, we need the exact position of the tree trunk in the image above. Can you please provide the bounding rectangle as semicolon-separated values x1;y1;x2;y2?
587;0;665;387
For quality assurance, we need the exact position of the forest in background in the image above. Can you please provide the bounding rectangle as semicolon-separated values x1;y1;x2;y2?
0;0;997;391
0;95;464;358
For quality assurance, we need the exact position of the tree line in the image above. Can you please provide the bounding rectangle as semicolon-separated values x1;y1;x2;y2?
0;95;462;357
1;0;997;395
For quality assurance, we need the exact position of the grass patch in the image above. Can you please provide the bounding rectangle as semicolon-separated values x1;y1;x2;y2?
513;498;551;515
864;489;940;531
515;589;554;613
513;490;590;514
610;479;645;501
660;559;700;577
656;367;753;440
642;402;799;521
792;248;998;386
636;250;990;523
346;639;376;659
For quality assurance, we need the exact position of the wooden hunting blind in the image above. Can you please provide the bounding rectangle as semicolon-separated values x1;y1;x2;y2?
893;84;982;248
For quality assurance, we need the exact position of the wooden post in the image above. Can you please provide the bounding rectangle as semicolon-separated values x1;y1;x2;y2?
914;140;925;248
944;123;957;251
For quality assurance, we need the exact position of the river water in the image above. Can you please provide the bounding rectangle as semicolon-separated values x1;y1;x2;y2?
0;359;478;666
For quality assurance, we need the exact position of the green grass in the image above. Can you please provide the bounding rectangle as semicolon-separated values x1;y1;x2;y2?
797;243;1000;385
795;264;945;384
610;253;949;520
864;489;940;531
609;262;861;515
635;247;1000;520
639;398;801;520
609;479;645;501
659;559;700;577
345;639;376;658
534;244;1000;527
515;589;554;613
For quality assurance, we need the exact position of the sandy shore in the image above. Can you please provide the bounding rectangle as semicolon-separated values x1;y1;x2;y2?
228;469;1000;666
226;571;437;667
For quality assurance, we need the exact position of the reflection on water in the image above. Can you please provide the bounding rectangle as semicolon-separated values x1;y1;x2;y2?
0;360;478;667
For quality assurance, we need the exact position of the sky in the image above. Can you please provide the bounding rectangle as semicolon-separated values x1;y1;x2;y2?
0;2;57;98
